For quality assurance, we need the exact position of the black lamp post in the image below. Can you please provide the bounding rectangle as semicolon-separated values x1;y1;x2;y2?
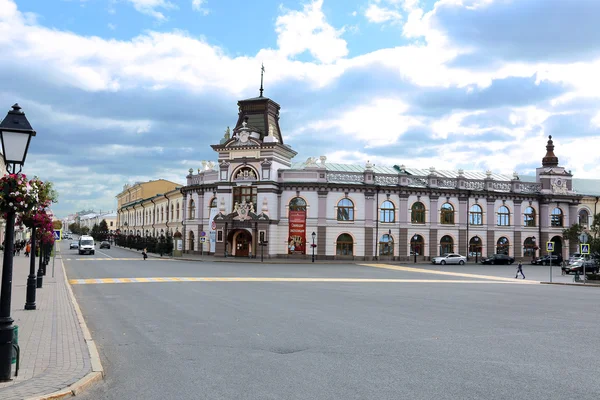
0;103;36;381
531;236;536;263
413;234;418;263
474;237;479;264
311;232;316;263
259;232;268;263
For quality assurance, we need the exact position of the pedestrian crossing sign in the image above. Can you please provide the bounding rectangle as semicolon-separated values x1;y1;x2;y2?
200;237;206;243
546;241;554;252
53;230;62;241
580;243;590;255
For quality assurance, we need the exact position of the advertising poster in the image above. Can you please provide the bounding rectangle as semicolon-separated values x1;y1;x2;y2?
209;207;218;253
288;210;306;254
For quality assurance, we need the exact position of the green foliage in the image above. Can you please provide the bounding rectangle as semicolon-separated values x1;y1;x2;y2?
68;222;82;234
562;223;584;242
80;226;90;235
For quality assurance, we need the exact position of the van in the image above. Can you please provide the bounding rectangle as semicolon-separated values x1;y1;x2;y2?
78;235;95;255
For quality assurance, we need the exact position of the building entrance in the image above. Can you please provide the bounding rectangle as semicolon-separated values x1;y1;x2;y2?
233;229;252;257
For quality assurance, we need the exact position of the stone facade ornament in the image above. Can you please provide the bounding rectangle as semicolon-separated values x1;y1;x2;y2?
319;155;327;166
262;197;268;213
305;157;319;167
233;200;255;221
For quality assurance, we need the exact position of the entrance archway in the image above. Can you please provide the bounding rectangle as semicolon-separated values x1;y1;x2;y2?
233;230;252;257
188;231;195;251
550;235;563;258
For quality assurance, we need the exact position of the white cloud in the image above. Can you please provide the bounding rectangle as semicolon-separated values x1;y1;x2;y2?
274;0;348;64
127;0;176;21
191;0;209;15
365;4;402;24
108;23;116;30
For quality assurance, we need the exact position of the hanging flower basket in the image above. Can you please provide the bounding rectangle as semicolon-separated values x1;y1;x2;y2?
0;173;54;216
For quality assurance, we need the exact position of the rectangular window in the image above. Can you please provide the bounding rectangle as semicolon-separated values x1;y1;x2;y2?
232;186;257;211
220;171;228;181
262;169;270;180
380;209;395;223
217;230;223;242
469;212;482;225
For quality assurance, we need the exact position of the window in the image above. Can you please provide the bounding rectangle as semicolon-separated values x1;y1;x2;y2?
188;231;195;251
497;206;510;226
440;203;455;225
410;235;424;256
189;200;196;220
440;235;454;255
170;205;174;221
469;237;481;258
380;200;395;223
579;209;589;227
336;233;353;256
210;197;218;208
289;197;307;211
232;186;257;211
337;198;354;221
523;237;536;258
161;207;164;222
551;207;563;227
524;206;536;227
496;237;509;254
379;234;394;256
176;203;180;220
411;202;426;224
469;204;483;225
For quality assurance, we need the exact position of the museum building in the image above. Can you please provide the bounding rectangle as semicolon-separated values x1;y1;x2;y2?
177;92;597;261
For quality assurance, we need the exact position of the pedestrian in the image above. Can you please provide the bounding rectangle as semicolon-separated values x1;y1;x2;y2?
142;247;148;261
515;261;525;279
25;242;31;257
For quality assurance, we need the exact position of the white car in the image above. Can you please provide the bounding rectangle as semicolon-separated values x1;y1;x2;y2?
432;253;467;265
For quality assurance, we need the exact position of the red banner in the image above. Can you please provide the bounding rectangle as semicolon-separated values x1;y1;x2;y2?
288;211;306;254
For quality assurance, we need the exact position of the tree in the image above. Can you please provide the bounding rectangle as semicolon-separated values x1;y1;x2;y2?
562;223;584;243
52;220;62;230
80;226;89;235
99;219;109;240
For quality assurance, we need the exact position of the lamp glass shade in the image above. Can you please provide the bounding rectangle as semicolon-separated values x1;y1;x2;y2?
1;130;31;165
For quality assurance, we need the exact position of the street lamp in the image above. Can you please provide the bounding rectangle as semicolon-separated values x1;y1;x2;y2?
531;236;536;263
311;232;316;263
474;236;479;264
0;103;36;381
259;231;268;263
413;234;418;263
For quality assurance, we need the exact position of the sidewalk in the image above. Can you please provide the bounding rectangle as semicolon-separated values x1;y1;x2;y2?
0;250;102;400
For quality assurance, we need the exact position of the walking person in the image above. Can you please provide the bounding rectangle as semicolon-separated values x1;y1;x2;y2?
142;247;148;261
25;242;31;257
515;261;525;279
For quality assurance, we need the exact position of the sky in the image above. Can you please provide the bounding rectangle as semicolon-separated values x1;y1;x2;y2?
1;0;599;218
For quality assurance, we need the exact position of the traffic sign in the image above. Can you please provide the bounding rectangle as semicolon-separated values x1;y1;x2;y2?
546;241;554;252
200;237;206;243
200;231;206;237
580;243;590;255
53;230;62;241
579;233;589;244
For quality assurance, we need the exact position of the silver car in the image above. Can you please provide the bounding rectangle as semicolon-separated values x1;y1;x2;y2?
432;253;467;265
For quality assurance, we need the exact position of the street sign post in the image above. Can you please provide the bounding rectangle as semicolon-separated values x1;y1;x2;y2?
546;241;554;283
53;230;62;242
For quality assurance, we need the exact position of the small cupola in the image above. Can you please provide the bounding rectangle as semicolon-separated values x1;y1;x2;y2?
542;135;559;167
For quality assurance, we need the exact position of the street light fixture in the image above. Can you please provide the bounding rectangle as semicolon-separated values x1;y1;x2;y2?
311;232;316;263
413;234;418;263
0;103;36;381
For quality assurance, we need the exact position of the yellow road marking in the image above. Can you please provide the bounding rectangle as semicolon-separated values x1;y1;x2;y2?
68;277;535;285
360;263;540;284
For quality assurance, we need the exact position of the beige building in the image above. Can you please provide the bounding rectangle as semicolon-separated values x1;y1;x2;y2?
116;181;184;237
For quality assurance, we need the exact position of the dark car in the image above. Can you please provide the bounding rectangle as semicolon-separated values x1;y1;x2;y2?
532;255;563;265
481;254;515;265
99;241;110;249
562;260;599;275
69;241;79;250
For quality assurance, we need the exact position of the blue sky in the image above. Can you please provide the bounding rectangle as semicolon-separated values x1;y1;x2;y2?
1;0;599;218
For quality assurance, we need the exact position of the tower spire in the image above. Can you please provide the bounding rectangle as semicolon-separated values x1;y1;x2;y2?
542;135;559;167
259;63;265;97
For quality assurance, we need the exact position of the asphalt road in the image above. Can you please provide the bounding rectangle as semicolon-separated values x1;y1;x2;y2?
62;242;600;400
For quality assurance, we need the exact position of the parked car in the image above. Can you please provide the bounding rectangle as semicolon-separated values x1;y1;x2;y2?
532;255;563;265
568;253;582;264
481;254;515;265
562;260;599;275
99;241;111;249
432;253;467;265
69;241;79;250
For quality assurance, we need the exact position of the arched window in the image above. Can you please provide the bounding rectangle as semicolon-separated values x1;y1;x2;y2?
579;209;589;227
524;206;536;227
496;237;509;255
210;198;218;208
469;204;483;225
523;236;537;258
469;236;482;258
440;235;454;255
380;200;395;223
188;231;195;251
440;203;455;225
336;233;353;256
410;234;424;256
176;203;180;220
337;198;354;221
379;234;394;256
411;202;426;224
161;207;164;222
170;204;174;221
551;207;563;227
189;199;196;220
289;197;307;211
497;206;510;226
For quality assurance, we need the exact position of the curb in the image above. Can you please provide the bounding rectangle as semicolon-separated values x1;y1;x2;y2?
25;251;105;400
540;281;600;287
